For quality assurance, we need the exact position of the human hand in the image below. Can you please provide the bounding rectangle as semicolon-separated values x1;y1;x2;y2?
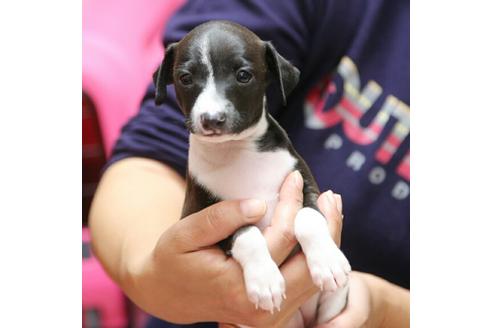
316;271;409;328
314;272;376;328
217;175;345;328
124;171;344;327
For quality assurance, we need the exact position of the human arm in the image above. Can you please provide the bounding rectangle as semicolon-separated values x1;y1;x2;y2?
89;159;345;326
88;157;186;285
89;2;346;320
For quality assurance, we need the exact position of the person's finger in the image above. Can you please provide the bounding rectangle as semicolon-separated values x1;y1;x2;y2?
315;274;368;328
220;253;316;328
264;170;304;265
317;190;343;247
281;253;318;305
334;193;343;213
218;323;238;328
172;199;266;252
318;310;365;328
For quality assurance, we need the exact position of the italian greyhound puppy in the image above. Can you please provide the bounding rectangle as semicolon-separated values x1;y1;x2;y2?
153;20;350;327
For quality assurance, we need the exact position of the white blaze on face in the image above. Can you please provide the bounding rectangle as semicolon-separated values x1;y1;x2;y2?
191;37;234;133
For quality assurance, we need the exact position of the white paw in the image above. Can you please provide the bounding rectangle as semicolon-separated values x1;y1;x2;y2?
306;240;351;292
294;207;351;292
243;260;286;313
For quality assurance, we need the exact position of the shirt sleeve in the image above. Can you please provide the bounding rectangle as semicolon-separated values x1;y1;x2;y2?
106;85;189;177
106;0;321;176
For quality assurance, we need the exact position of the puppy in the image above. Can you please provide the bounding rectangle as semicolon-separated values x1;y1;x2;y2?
153;20;350;327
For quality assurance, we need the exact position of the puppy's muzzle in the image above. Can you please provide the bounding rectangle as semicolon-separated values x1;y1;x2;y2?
200;112;226;135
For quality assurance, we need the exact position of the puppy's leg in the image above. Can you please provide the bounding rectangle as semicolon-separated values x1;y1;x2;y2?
294;207;350;294
231;225;285;313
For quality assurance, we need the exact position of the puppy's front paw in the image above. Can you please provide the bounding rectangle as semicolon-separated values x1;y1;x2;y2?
306;241;351;292
295;207;351;292
243;260;286;313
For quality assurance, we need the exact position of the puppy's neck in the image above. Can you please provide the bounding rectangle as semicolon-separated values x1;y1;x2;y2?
189;109;269;167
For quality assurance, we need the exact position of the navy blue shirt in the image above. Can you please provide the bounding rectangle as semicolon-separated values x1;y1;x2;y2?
109;0;409;325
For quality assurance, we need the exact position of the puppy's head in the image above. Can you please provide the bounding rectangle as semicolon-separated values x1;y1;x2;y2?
153;20;299;141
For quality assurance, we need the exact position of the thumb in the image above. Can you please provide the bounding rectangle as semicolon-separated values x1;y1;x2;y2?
173;199;267;252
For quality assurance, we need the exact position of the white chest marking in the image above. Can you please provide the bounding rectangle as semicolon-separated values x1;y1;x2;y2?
189;137;297;229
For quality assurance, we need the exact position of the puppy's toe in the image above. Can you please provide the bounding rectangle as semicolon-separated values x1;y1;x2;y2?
271;284;284;311
322;271;338;292
244;260;285;313
306;243;350;292
258;291;274;313
332;265;348;287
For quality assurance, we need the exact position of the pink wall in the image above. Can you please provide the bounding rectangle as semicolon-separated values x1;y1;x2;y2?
83;0;184;156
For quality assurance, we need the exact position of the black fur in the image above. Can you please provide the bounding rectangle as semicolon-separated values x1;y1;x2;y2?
181;173;220;219
154;21;321;255
181;112;322;255
257;114;321;209
152;21;300;135
265;42;300;106
153;43;177;105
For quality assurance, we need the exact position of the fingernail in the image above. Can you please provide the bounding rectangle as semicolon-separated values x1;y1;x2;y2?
293;170;303;189
240;199;266;218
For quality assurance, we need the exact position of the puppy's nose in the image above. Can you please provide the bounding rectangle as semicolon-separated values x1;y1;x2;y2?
200;112;226;131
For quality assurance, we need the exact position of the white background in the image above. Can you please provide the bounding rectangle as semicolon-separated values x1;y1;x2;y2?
0;0;491;326
411;1;492;326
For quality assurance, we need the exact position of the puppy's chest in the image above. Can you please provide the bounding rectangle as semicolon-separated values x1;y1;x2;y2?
189;148;298;228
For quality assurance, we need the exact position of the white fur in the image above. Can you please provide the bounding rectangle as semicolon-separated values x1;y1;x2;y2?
198;35;213;72
192;102;268;144
295;207;351;291
189;110;296;314
191;76;236;133
231;226;286;313
189;112;298;230
293;208;351;324
188;39;350;324
189;115;351;324
192;37;237;134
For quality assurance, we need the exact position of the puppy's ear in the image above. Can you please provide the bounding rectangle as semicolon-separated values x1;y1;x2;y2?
153;42;178;106
265;41;300;106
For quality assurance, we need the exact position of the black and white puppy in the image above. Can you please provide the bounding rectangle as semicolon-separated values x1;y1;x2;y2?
153;20;350;327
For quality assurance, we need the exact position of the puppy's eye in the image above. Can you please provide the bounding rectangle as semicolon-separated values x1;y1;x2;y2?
179;74;193;86
236;70;252;83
